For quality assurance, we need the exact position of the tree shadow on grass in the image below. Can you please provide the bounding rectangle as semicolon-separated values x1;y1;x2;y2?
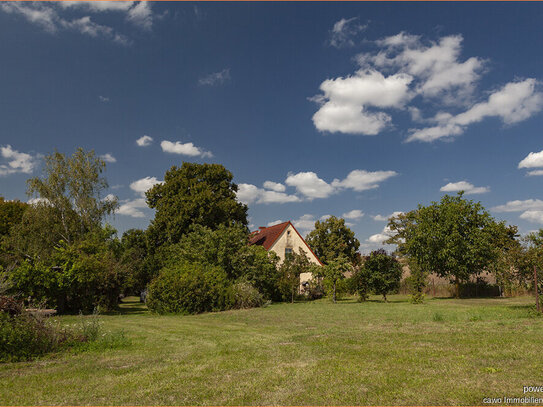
114;298;149;315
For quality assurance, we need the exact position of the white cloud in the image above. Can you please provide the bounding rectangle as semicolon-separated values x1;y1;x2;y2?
198;69;231;86
312;69;413;135
342;209;364;220
0;145;37;176
520;210;543;224
492;199;543;213
360;33;484;101
368;225;395;244
237;183;300;205
117;198;147;218
98;95;110;103
519;150;543;169
320;214;332;221
129;176;162;196
263;181;286;192
373;211;403;221
292;214;317;235
161;140;213;158
267;220;284;227
285;171;336;199
328;17;367;48
331;169;398;191
0;2;57;32
408;79;543;142
527;170;543;176
126;1;153;30
440;180;489;195
136;135;153;147
1;1;154;45
100;153;116;163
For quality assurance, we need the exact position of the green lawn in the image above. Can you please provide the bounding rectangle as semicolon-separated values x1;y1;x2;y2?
1;295;542;406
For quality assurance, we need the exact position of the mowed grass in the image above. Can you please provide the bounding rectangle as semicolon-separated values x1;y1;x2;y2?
1;295;542;406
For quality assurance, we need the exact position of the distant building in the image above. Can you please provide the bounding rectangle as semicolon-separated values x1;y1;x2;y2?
249;221;322;286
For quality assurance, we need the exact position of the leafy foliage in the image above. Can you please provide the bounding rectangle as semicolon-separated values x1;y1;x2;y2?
388;193;501;297
364;249;402;301
318;255;351;303
305;216;360;264
278;248;316;303
146;262;234;314
146;162;248;247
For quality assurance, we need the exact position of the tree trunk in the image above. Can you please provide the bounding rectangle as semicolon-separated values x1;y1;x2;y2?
455;275;460;299
333;281;336;303
383;293;387;302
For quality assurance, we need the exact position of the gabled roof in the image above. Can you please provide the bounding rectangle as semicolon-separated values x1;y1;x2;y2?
249;221;290;250
249;221;323;265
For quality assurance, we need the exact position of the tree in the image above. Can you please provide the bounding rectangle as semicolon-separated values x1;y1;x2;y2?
26;148;117;244
387;193;500;298
305;216;360;264
320;255;351;303
146;162;248;247
120;229;151;294
363;249;402;302
279;248;313;303
0;198;28;238
350;256;372;302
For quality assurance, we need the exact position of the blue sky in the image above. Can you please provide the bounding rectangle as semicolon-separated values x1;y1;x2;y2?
1;2;543;252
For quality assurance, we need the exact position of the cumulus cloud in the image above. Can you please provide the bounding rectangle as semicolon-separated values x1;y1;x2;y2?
161;140;213;158
373;211;403;221
367;225;395;244
328;17;367;48
519;150;543;169
311;31;543;141
117;198;147;218
440;180;489;195
331;169;398;191
237;183;300;205
263;181;286;192
342;209;364;220
100;153;116;163
136;135;153;147
292;214;317;235
520;211;543;224
0;145;38;176
285;171;336;199
129;176;162;196
1;1;155;45
198;69;231;86
527;170;543;176
492;199;543;213
311;69;413;135
267;219;284;227
99;95;110;102
408;79;543;142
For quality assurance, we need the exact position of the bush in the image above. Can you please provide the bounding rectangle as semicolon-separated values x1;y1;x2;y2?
302;279;324;300
232;282;264;309
146;262;234;314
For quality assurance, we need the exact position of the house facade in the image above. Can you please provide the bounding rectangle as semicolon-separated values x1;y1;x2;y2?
249;221;322;285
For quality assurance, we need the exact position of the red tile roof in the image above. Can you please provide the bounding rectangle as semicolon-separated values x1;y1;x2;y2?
248;221;290;250
248;221;323;265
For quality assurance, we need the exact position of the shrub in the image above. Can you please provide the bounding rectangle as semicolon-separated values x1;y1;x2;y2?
146;262;234;314
232;282;264;309
302;279;324;300
0;311;65;362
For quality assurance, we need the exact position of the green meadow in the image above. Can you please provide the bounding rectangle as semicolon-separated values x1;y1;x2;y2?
1;296;542;406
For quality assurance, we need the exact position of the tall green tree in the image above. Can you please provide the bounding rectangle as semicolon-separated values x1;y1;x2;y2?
387;193;500;298
364;249;402;302
0;198;28;238
146;162;248;247
319;255;351;303
8;149;117;261
305;216;360;264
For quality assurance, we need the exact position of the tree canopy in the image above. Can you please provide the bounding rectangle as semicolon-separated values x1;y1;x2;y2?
387;192;501;297
146;162;248;247
305;216;360;264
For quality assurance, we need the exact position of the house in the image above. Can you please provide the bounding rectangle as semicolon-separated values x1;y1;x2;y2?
249;221;322;286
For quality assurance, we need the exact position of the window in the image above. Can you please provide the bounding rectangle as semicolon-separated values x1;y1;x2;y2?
285;247;293;259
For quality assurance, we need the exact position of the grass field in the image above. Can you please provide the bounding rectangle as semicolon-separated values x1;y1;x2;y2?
1;295;542;406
